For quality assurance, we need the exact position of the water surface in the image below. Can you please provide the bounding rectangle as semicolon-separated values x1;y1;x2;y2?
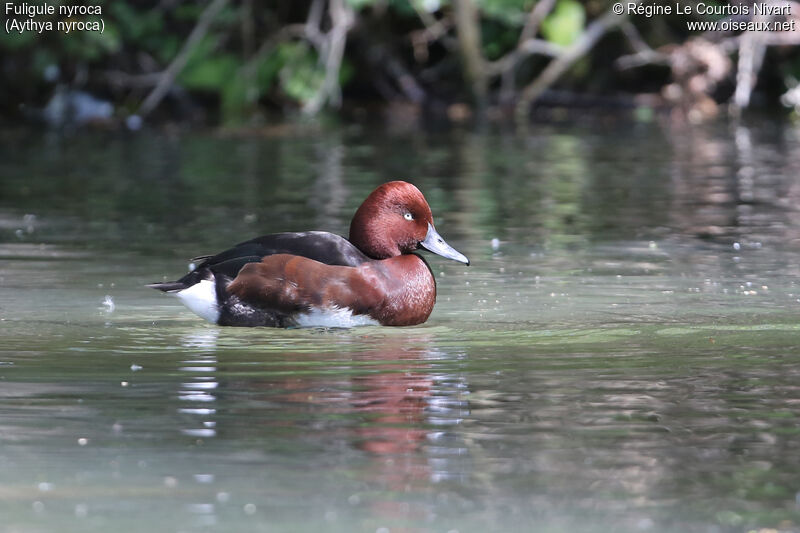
1;118;800;532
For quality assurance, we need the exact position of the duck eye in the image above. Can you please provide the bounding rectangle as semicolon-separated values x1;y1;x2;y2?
404;213;414;221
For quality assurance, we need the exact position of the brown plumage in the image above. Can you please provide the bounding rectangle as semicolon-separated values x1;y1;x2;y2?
227;253;436;326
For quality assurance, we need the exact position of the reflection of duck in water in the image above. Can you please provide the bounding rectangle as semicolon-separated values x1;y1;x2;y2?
209;339;470;526
149;181;468;327
348;344;471;526
276;344;451;479
351;349;433;456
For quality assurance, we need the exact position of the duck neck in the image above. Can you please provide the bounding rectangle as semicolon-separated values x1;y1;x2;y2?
349;212;401;260
368;254;436;326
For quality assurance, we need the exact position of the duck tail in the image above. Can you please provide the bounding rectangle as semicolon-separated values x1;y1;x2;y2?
148;266;213;293
146;281;188;293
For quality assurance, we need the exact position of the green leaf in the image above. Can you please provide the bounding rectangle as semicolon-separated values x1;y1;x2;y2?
221;75;248;122
347;0;377;10
541;0;585;46
254;50;284;92
478;0;531;25
278;43;324;105
108;2;164;41
180;54;240;91
179;36;241;91
0;29;37;50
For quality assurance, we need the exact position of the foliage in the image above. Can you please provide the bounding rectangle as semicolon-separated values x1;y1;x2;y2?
541;0;585;46
478;0;531;26
277;43;326;105
0;0;797;124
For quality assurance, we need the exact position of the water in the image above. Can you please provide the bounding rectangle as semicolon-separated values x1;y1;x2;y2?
1;118;800;532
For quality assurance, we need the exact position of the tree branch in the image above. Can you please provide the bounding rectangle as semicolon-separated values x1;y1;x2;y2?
487;38;562;76
518;0;556;45
137;0;229;117
515;4;632;122
452;0;487;108
615;21;669;70
410;16;453;63
303;0;354;114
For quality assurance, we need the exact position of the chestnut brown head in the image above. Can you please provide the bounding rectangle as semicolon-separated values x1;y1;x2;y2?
349;181;469;265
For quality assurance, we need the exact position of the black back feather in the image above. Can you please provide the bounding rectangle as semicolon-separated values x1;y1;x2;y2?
149;231;371;292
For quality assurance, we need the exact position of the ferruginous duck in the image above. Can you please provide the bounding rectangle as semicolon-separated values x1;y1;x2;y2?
148;181;469;327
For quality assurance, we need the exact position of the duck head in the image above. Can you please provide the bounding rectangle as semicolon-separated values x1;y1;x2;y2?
349;181;469;265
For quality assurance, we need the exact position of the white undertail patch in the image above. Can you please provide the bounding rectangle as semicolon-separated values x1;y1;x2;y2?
176;279;220;324
294;307;379;328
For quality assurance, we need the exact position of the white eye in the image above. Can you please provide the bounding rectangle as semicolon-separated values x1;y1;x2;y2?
404;212;414;221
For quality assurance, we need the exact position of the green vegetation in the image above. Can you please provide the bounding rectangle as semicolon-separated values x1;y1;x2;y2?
2;0;800;124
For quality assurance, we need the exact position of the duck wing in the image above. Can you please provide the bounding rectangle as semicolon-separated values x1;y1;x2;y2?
149;231;370;292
